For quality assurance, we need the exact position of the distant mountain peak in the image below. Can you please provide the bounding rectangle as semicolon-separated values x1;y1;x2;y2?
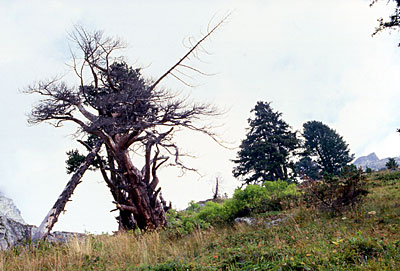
354;153;379;165
354;152;400;171
366;152;379;160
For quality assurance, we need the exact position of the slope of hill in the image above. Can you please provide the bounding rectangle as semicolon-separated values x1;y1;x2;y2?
0;171;399;270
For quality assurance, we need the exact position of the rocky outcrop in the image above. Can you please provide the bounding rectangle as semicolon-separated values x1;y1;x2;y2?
0;194;85;250
0;193;31;249
46;231;85;244
0;194;26;224
0;216;33;250
353;153;400;171
0;215;85;250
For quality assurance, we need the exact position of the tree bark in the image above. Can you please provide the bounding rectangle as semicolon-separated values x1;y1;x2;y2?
112;149;166;230
32;140;102;241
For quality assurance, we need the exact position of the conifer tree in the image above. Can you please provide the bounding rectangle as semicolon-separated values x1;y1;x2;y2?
233;101;299;185
302;121;354;175
386;158;398;170
295;156;320;180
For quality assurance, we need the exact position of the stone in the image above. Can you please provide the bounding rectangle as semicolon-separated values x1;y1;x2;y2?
265;217;286;228
0;215;86;250
0;194;85;250
46;231;86;244
0;216;33;250
0;194;26;224
234;217;257;226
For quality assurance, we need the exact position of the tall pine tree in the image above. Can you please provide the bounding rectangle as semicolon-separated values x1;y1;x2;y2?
302;121;354;175
233;101;299;185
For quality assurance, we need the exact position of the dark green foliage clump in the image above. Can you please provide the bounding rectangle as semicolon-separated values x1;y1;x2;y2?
341;232;386;264
65;135;105;174
386;158;398;170
372;0;400;45
65;149;87;174
233;101;299;185
295;156;320;180
302;120;354;175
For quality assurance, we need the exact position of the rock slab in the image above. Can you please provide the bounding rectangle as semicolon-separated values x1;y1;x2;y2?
0;195;26;224
0;216;32;250
0;215;85;250
0;194;85;250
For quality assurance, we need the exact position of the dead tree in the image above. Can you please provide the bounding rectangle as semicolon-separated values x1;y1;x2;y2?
32;140;102;241
212;177;220;200
26;17;227;232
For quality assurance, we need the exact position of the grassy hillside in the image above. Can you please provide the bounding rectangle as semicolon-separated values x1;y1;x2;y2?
1;171;400;270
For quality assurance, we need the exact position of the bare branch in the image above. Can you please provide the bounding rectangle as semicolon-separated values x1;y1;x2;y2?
170;72;196;88
150;13;230;90
113;201;137;213
179;64;215;76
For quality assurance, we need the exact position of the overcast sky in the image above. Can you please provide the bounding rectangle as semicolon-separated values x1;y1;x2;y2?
1;0;400;233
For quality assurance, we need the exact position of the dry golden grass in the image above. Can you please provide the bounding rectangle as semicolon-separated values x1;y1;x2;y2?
0;224;252;271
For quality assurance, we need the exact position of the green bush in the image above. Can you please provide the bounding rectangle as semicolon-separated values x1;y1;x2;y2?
231;179;299;216
197;201;229;224
345;233;384;260
165;180;300;235
165;208;210;237
232;184;268;213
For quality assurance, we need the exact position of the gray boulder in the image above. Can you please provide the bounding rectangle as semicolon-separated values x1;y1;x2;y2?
234;217;257;226
234;215;291;229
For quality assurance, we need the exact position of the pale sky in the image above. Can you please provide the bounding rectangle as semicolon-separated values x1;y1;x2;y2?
1;0;400;233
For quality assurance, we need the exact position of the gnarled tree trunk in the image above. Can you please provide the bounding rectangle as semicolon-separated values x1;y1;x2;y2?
111;148;167;230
